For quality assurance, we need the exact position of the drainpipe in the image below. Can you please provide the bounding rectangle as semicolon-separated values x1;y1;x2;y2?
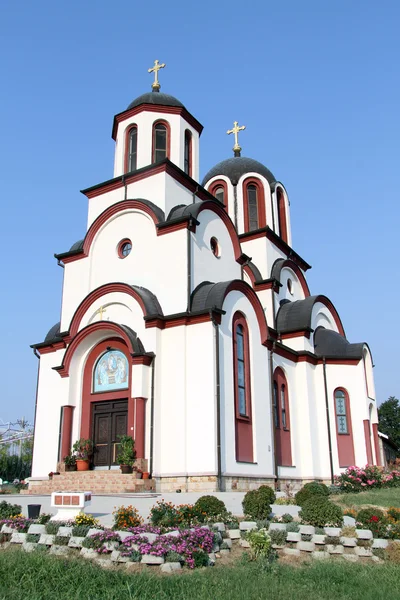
212;313;223;492
187;224;192;311
268;341;279;488
322;357;334;484
149;356;156;477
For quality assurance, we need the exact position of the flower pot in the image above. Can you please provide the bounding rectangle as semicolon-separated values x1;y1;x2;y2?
142;472;150;479
76;459;90;471
65;464;77;472
120;465;133;474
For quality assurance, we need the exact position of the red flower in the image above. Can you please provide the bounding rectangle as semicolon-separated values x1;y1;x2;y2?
370;516;379;522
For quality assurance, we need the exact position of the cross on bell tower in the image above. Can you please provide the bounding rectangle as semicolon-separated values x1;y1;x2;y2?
227;121;246;157
148;59;166;92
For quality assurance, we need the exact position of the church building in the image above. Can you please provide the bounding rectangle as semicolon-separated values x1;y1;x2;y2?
29;61;380;494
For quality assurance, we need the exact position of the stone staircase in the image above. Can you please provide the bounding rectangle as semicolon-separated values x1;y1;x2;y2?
24;470;155;495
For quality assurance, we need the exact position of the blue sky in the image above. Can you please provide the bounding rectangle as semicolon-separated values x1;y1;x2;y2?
0;1;398;424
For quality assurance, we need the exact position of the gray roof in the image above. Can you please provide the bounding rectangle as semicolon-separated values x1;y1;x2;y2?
314;328;364;359
130;285;163;316
69;239;84;253
271;258;288;281
44;322;61;343
202;156;276;187
276;296;342;334
127;91;184;111
247;261;262;282
191;281;234;312
119;324;146;354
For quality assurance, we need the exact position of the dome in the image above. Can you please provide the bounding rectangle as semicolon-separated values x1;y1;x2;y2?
127;91;185;111
202;156;276;187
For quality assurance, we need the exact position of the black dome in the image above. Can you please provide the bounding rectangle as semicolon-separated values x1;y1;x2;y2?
202;156;276;187
127;92;185;111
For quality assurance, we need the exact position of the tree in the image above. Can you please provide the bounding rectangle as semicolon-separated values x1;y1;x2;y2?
378;396;400;452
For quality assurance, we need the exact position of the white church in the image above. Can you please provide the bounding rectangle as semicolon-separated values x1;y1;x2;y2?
29;61;381;494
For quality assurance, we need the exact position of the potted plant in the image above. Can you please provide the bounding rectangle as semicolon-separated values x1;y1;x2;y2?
117;435;137;474
64;452;77;472
142;472;150;479
72;438;94;471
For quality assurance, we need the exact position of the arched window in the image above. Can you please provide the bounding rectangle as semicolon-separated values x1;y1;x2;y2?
209;180;228;208
152;121;169;163
273;368;292;466
243;178;266;232
277;187;288;244
334;388;355;467
233;312;253;462
127;126;137;172
184;130;192;176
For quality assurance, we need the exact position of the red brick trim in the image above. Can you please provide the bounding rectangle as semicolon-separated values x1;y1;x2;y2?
364;419;373;464
145;311;222;329
372;423;382;466
273;367;292;466
233;312;254;463
239;227;311;272
60;406;74;461
277;186;288;244
280;330;311;340
242;177;266;232
112;104;203;140
334;387;355;468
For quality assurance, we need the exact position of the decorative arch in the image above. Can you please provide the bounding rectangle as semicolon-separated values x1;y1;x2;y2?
276;186;288;244
232;311;254;462
124;124;138;173
242;177;266;232
54;321;144;378
68;282;163;338
152;119;171;162
271;258;310;297
333;387;355;468
208;179;228;208
273;367;292;466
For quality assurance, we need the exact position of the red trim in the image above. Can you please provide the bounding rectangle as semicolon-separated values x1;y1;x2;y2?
277;187;288;244
372;423;382;466
333;387;355;468
184;129;192;177
117;238;132;259
272;259;310;297
364;419;373;464
124;124;138;174
69;283;152;338
145;311;222;329
208;180;228;209
239;227;311;272
233;312;254;462
255;279;281;292
243;178;266;232
273;367;292;466
56;323;138;378
152;119;171;163
280;330;311;340
157;220;190;236
112;103;203;140
60;406;74;461
134;397;146;459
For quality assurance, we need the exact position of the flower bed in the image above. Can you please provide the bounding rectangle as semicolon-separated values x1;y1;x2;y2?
335;465;400;492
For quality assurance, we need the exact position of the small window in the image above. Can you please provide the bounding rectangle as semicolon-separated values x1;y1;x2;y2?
247;184;259;230
236;324;247;416
118;239;132;259
287;278;293;295
210;237;220;258
153;123;167;162
128;127;137;172
273;381;279;428
281;385;287;429
335;390;348;434
215;187;225;205
184;130;192;176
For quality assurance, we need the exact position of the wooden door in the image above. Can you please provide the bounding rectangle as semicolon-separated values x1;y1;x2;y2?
92;400;128;468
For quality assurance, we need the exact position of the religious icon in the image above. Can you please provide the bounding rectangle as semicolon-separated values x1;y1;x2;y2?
93;350;128;392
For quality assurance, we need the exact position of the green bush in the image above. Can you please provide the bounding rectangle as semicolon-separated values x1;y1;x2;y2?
299;497;343;528
54;536;69;546
192;549;209;567
36;514;52;525
286;522;300;533
245;528;273;560
356;508;388;537
385;542;400;563
26;534;40;543
71;524;91;537
281;513;293;523
269;529;287;545
242;487;275;520
45;522;61;535
165;551;184;564
295;482;330;507
194;496;227;520
0;500;22;519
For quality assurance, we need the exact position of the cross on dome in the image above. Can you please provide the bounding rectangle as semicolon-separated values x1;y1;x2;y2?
227;121;246;157
148;59;166;92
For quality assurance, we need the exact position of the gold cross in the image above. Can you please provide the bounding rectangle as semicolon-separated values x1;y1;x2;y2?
227;121;246;155
148;59;166;91
96;306;107;320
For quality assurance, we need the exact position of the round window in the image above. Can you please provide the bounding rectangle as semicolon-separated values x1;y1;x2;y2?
118;239;132;259
287;278;293;294
210;237;220;258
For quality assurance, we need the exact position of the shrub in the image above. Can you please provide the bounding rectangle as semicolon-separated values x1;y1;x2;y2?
26;533;40;543
220;541;230;550
2;517;32;532
281;513;293;523
165;551;184;563
194;496;227;521
385;541;400;563
0;500;22;519
256;519;270;530
74;513;99;527
245;528;273;560
343;509;357;519
357;508;388;537
128;550;142;562
54;536;69;546
357;539;372;548
72;524;91;537
334;464;400;492
45;522;61;535
325;535;340;545
373;548;385;560
341;525;356;537
315;527;325;535
113;505;143;530
192;549;209;567
387;507;400;522
36;513;52;525
82;530;120;553
286;522;300;533
388;523;400;540
301;534;312;542
295;482;330;507
269;529;287;546
242;489;273;520
299;497;343;528
274;497;296;506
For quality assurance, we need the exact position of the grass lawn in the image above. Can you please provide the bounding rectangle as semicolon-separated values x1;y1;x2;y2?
334;488;400;510
1;548;400;600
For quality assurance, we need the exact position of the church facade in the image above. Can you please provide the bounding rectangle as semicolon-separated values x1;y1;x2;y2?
30;63;381;493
